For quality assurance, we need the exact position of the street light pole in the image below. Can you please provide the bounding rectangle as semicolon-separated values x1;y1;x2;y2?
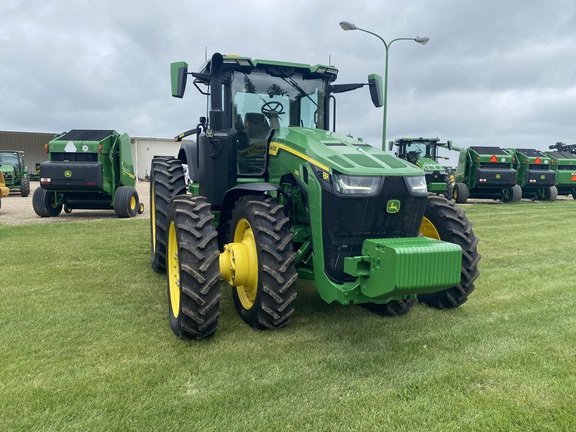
339;21;429;150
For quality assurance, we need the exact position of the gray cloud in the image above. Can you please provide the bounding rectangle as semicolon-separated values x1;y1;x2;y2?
1;0;575;160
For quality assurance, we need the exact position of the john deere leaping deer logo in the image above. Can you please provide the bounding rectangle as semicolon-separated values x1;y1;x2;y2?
386;199;401;214
64;170;72;178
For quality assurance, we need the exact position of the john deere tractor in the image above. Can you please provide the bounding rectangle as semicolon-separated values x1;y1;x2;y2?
0;150;30;197
33;130;143;218
389;137;454;198
152;53;480;340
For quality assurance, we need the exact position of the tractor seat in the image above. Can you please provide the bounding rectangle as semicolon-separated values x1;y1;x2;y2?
245;113;271;143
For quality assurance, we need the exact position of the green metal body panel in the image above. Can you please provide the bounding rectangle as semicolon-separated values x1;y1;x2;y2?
454;146;517;199
267;129;458;305
344;237;461;298
543;150;576;197
504;148;556;198
41;130;135;209
0;151;28;191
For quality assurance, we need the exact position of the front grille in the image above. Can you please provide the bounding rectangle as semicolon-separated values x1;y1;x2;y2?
321;176;427;283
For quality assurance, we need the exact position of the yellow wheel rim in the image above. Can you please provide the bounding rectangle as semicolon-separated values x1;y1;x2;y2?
233;218;259;310
167;221;180;318
151;184;156;250
130;195;137;210
420;216;441;240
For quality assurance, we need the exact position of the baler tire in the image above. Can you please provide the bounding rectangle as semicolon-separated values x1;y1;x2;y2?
20;177;30;197
361;298;418;317
150;158;187;273
546;186;558;202
229;195;298;330
114;186;139;218
418;196;480;309
453;183;468;204
166;195;221;340
32;187;62;217
501;185;522;203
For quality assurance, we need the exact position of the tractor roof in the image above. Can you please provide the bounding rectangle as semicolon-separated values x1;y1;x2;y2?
194;54;339;84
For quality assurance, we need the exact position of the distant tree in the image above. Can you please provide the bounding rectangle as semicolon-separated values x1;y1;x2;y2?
244;76;256;93
267;84;287;97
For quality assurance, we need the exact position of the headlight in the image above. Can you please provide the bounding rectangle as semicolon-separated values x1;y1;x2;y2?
333;172;383;196
404;175;428;196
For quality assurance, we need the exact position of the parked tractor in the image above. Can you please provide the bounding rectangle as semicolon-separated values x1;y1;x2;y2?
0;150;30;197
389;137;454;198
0;171;9;210
544;143;576;199
153;53;480;340
452;145;519;203
33;130;144;218
504;148;557;201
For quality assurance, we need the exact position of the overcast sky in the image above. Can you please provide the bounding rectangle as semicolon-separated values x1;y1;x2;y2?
2;0;575;161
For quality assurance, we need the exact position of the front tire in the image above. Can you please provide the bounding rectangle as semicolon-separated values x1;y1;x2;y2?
150;158;187;273
227;195;297;330
166;195;221;340
418;196;480;308
545;185;558;202
20;177;30;197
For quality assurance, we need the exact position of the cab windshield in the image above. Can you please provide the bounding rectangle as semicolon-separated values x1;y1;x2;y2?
231;69;326;141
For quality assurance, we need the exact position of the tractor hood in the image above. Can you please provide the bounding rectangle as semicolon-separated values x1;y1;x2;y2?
0;164;15;175
271;127;424;177
415;157;445;172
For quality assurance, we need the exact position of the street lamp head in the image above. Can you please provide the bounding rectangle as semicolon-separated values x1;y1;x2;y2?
415;36;430;45
339;21;358;31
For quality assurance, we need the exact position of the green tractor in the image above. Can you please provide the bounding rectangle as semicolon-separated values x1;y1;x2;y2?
0;150;30;197
452;145;520;203
544;143;576;200
152;53;480;340
504;148;557;201
33;130;144;218
388;137;454;199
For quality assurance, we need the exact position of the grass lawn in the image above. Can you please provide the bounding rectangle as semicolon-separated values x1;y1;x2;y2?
1;201;575;431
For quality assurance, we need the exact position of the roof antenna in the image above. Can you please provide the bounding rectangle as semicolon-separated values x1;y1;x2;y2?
329;54;332;66
205;47;207;61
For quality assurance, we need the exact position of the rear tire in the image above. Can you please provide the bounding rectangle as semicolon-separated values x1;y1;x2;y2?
32;188;62;217
453;182;469;204
361;298;418;316
166;195;221;340
20;177;30;197
114;186;139;218
229;195;298;330
418;196;480;309
150;158;187;273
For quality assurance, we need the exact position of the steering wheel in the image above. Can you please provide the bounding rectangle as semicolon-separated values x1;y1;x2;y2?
261;101;285;117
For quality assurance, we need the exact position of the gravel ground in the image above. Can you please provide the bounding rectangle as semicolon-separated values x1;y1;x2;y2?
0;181;151;226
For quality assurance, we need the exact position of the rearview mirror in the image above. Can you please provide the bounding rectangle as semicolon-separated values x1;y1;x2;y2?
171;61;189;98
388;140;394;152
368;74;383;108
447;140;452;151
